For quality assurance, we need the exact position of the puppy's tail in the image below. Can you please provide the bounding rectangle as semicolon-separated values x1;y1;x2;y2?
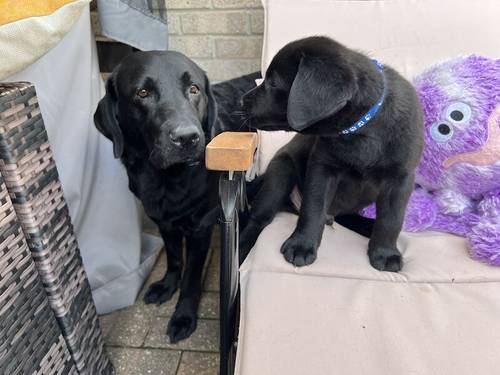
334;214;374;238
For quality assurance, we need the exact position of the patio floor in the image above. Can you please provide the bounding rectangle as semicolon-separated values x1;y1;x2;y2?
99;228;221;375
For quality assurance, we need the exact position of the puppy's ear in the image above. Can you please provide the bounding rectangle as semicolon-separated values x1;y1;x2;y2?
94;73;124;158
204;75;219;138
287;55;355;131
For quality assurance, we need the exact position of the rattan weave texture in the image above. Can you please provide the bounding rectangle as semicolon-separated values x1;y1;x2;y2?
0;173;76;375
0;82;113;375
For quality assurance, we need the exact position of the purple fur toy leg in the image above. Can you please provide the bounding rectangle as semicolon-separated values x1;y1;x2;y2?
468;218;500;266
478;188;500;217
403;188;438;232
432;212;475;237
360;204;376;219
468;189;500;266
361;188;439;232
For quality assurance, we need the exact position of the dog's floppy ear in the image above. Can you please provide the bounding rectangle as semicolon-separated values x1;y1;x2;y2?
204;75;219;138
287;55;355;131
94;73;124;158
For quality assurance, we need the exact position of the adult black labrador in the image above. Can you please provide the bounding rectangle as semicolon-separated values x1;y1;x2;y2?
239;36;423;272
94;50;259;343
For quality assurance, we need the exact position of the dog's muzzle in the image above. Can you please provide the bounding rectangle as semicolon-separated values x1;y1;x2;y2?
169;126;201;149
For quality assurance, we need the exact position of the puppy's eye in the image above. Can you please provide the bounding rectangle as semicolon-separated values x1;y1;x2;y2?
137;89;150;98
189;84;200;95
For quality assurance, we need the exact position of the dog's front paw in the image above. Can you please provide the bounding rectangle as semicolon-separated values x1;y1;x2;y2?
368;246;402;272
167;301;197;343
144;272;180;305
280;234;318;267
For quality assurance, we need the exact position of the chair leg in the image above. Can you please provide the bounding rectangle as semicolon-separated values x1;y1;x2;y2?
219;172;243;375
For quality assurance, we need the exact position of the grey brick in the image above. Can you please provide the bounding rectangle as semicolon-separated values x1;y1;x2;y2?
154;292;218;319
181;12;249;34
107;347;180;375
169;36;213;58
98;314;116;339
164;0;211;9
250;9;264;34
144;317;219;351
177;352;219;375
198;292;219;319
105;305;154;347
215;37;263;59
167;13;182;35
208;245;219;270
213;0;262;8
203;261;220;292
196;59;261;81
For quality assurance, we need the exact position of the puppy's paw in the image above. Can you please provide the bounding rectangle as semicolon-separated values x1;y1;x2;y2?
144;272;180;305
280;234;318;267
167;301;197;344
368;246;402;272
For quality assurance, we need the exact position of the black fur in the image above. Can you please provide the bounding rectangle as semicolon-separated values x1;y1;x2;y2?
94;50;259;343
240;36;423;271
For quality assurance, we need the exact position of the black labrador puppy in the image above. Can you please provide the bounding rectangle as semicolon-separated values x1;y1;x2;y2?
240;36;423;272
94;50;259;342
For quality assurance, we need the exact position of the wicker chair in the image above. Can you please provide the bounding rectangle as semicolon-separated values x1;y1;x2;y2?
0;83;113;374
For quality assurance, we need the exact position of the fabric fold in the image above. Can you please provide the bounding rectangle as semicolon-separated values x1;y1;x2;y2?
97;0;168;51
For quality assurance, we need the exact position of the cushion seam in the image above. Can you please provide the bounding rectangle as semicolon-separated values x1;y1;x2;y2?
241;269;500;284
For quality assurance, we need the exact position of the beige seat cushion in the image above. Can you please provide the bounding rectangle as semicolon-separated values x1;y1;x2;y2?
237;214;500;375
243;214;499;283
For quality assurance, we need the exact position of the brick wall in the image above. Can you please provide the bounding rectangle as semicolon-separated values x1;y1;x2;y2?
92;0;264;81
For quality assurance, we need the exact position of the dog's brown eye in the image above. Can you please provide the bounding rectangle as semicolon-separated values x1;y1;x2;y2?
137;89;149;98
189;84;200;95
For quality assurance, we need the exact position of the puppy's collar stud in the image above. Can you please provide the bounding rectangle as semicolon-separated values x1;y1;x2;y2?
339;59;386;135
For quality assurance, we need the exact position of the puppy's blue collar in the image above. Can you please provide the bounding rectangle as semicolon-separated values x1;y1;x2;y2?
339;59;386;135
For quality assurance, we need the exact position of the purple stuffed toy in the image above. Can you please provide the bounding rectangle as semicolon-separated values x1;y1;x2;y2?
364;56;500;265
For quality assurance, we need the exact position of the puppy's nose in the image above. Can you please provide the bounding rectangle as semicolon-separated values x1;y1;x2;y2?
169;127;201;147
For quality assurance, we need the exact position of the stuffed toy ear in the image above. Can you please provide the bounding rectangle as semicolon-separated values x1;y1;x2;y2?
287;55;355;131
94;73;124;158
204;75;219;139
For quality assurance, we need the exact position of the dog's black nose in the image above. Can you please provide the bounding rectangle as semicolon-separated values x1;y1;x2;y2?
169;128;201;147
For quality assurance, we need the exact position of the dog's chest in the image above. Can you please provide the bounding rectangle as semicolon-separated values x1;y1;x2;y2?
127;163;208;225
307;138;395;214
326;173;380;214
318;136;382;169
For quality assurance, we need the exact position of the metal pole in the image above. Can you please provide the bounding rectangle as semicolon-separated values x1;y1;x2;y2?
219;172;241;375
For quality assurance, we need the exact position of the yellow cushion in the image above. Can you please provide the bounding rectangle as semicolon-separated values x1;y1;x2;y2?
0;0;75;26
